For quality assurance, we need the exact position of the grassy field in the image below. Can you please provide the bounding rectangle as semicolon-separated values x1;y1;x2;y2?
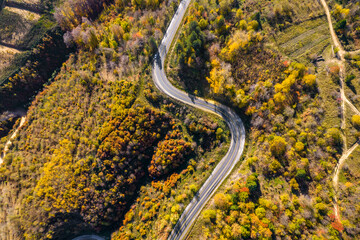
317;47;342;129
344;62;360;111
0;46;21;76
344;105;358;147
0;7;40;45
271;16;342;130
271;17;331;64
338;145;360;229
343;146;360;179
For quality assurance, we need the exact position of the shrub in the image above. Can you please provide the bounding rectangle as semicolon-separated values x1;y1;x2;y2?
214;193;231;210
203;209;217;222
303;74;316;87
295;142;305;152
326;128;342;147
351;115;360;128
270;136;287;157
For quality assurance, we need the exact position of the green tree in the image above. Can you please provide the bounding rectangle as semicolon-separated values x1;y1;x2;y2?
246;173;260;198
296;169;307;181
148;37;157;56
326;128;342;147
335;19;347;32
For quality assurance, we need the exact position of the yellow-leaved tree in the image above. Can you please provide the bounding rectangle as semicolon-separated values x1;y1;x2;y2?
206;59;231;94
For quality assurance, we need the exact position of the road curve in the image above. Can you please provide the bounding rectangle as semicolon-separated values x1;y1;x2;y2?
72;235;105;240
152;1;246;239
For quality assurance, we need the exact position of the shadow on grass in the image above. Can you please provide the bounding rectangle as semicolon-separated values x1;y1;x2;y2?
0;8;25;41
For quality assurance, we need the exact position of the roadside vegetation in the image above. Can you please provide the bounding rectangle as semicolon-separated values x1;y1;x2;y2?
165;0;359;239
328;0;360;51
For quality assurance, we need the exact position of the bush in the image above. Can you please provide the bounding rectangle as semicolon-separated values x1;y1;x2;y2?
303;74;316;87
203;209;217;222
326;128;342;147
295;142;305;152
345;74;356;84
214;193;231;210
270;136;287;157
351;115;360;128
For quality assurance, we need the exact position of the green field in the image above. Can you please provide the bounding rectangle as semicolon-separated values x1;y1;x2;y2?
271;17;331;63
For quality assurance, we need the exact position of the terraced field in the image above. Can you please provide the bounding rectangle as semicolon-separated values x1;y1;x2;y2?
274;17;331;63
0;0;55;82
0;45;22;78
0;6;40;46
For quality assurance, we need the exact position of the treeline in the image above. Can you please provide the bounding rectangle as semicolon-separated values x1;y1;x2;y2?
54;0;112;31
54;0;165;32
56;0;168;60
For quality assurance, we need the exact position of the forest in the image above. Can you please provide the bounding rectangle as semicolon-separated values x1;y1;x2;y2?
0;0;359;239
0;0;230;239
166;0;360;239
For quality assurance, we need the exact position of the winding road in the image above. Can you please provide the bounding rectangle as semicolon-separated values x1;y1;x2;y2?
152;1;246;239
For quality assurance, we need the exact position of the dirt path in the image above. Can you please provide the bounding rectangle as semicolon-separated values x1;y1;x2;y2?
320;0;346;60
345;98;360;115
321;0;360;222
0;116;26;164
348;49;360;56
333;142;359;190
0;44;21;54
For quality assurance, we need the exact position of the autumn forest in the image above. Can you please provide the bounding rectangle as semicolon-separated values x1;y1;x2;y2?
0;0;359;239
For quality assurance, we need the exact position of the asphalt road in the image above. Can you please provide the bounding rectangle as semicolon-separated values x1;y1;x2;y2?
72;235;105;240
152;0;246;239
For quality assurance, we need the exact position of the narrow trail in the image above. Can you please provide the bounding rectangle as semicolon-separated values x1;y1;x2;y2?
321;0;360;222
345;98;360;115
0;116;26;164
333;142;359;190
0;44;21;54
348;49;360;56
